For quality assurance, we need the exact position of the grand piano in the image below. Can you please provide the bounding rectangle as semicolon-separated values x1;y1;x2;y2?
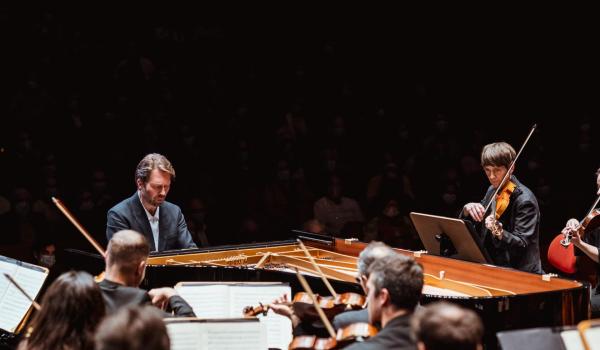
141;233;590;348
65;233;590;348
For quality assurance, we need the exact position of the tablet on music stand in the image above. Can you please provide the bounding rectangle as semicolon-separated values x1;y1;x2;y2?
409;212;492;264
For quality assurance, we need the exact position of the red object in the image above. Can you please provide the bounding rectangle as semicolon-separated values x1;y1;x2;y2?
547;234;577;274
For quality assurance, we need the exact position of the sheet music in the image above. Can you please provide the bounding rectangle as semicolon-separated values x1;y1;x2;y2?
167;320;267;350
581;326;600;350
0;256;48;332
166;322;202;350
204;322;266;350
561;330;585;350
229;285;292;350
175;285;229;318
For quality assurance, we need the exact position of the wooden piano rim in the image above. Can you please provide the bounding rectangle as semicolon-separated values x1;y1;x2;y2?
147;239;586;297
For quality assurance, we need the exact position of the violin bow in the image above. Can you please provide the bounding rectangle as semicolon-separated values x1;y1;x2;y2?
3;273;42;311
52;197;106;258
483;124;537;215
297;239;338;299
294;267;337;339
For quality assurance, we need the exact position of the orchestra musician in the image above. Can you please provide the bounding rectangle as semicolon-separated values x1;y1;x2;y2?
411;301;484;350
98;229;195;317
461;142;543;274
106;153;196;252
560;167;600;317
18;271;106;350
268;242;397;334
344;253;423;350
95;305;170;350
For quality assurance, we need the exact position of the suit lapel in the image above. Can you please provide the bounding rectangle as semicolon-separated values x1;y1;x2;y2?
158;206;167;251
130;192;156;250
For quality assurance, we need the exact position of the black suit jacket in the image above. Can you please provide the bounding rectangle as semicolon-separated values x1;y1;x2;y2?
98;279;196;317
106;192;197;251
343;314;415;350
463;176;543;274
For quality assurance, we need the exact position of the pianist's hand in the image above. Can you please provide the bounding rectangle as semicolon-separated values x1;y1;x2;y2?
148;287;178;310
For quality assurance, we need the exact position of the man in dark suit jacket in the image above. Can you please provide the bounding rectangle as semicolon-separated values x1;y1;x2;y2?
99;229;195;317
106;153;196;252
344;254;422;350
461;142;543;274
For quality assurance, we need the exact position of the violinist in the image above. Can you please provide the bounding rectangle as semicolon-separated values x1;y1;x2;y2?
461;142;543;274
268;242;397;334
344;253;422;350
560;167;600;317
99;229;195;317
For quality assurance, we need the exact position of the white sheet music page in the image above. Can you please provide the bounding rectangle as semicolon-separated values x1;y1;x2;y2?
167;320;267;350
166;322;203;350
203;321;267;350
0;257;47;332
229;285;292;350
175;284;229;318
581;326;600;350
560;329;585;350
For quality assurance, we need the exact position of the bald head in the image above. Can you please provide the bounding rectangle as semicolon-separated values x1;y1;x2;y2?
106;230;150;276
357;241;397;276
412;302;483;350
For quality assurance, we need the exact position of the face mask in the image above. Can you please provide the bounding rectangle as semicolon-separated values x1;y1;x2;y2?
39;254;56;268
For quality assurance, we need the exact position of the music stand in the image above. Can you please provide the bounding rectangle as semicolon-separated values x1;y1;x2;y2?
409;212;492;264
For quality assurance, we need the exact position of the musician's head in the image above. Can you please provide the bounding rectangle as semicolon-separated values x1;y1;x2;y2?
95;305;169;350
24;271;105;350
356;241;397;293
135;153;175;208
366;254;423;326
411;301;483;350
481;142;516;189
106;230;150;287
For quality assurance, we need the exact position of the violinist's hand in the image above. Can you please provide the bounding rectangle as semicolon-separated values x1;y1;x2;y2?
148;287;177;310
570;230;583;247
269;294;293;318
561;218;579;241
269;294;300;327
463;202;485;222
485;215;503;238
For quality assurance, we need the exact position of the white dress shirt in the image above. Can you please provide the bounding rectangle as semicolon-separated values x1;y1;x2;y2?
138;191;160;251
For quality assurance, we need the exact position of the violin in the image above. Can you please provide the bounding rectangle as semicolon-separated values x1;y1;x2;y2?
288;323;378;350
494;180;516;220
291;292;365;321
243;302;269;317
242;292;365;321
548;193;600;274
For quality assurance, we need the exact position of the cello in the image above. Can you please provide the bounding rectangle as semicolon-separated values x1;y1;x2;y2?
547;194;600;274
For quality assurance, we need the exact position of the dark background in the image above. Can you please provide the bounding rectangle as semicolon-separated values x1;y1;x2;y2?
1;6;598;272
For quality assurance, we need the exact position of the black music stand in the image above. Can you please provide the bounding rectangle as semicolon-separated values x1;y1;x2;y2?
409;212;492;264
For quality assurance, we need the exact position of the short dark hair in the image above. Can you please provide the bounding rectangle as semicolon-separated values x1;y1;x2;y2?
23;271;105;350
412;302;483;350
357;241;397;277
135;153;176;184
368;254;423;311
106;230;150;275
95;305;169;350
480;142;515;168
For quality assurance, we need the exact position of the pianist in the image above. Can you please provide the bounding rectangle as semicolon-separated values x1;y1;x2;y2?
106;153;196;252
